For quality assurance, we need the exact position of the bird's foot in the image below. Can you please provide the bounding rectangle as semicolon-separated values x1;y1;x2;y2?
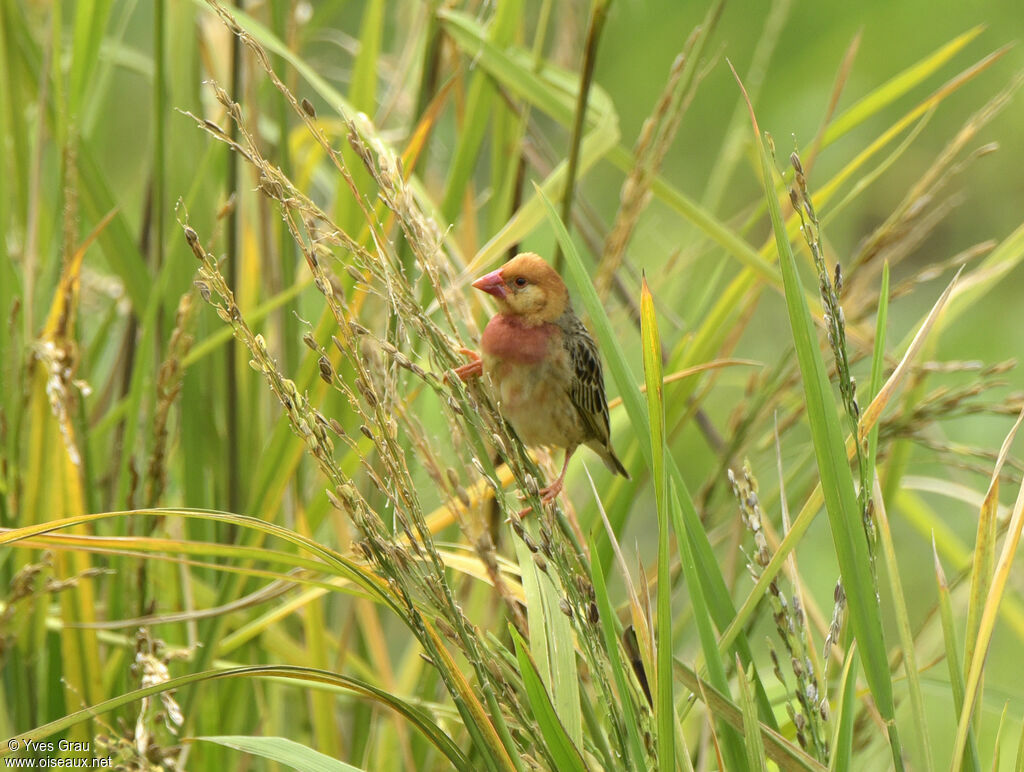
449;348;482;383
517;478;564;518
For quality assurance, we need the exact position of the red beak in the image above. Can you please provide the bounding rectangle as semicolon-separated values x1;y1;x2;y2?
472;269;507;299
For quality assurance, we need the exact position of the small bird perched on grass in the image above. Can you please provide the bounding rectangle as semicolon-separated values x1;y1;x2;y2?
454;252;629;510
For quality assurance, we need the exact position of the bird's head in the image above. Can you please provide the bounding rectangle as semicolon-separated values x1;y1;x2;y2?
471;253;569;325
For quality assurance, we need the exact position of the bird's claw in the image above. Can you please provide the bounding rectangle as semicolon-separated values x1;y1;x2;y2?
516;479;563;517
447;348;483;384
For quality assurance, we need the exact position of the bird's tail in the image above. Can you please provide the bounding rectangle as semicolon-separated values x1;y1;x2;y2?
590;440;630;480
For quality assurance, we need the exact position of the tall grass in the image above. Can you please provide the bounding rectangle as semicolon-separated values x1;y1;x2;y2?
1;1;1023;769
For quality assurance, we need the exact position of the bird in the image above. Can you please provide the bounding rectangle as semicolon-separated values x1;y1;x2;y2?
454;252;629;511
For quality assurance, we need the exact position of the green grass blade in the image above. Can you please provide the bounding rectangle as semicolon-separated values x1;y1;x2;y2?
640;276;675;770
828;645;858;772
0;509;401;611
934;542;981;772
304;572;340;759
962;405;1024;702
195;736;362;772
588;533;648;770
952;409;1024;768
79;147;153;311
512;528;582;747
4;665;467;769
671;482;746;772
0;1;30;234
821;25;984;146
736;657;768;772
440;7;780;285
901;213;1024;353
871;263;935;765
993;704;1012;772
509;626;587;772
898;488;1024;639
69;0;114;118
819;111;932;229
731;63;901;766
191;0;352;115
1016;716;1024;772
702;0;792;213
655;44;1008;441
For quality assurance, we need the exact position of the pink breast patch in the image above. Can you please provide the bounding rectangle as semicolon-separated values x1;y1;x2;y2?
481;315;553;364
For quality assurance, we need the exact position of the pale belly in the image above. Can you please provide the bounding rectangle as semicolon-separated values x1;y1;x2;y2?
484;358;585;449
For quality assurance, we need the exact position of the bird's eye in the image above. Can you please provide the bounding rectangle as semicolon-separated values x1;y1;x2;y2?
514;277;528;287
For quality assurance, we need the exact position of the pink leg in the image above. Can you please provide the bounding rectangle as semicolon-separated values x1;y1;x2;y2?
451;348;482;382
519;448;576;516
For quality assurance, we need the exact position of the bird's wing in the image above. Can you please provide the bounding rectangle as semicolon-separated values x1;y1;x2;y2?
563;314;613;446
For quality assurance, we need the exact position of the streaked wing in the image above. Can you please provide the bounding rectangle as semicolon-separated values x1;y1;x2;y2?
563;314;612;445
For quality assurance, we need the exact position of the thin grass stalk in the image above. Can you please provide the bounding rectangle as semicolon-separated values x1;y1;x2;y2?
738;34;1004;248
595;0;723;299
872;482;933;770
700;0;791;213
193;735;357;770
269;0;298;379
865;263;889;485
962;397;1023;725
303;517;343;760
790;152;877;565
153;0;165;279
553;0;607;272
223;0;244;517
144;293;193;507
490;0;551;247
10;4;1023;768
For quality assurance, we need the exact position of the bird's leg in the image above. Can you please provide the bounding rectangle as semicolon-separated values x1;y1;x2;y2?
539;448;574;503
451;348;482;382
519;447;576;517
